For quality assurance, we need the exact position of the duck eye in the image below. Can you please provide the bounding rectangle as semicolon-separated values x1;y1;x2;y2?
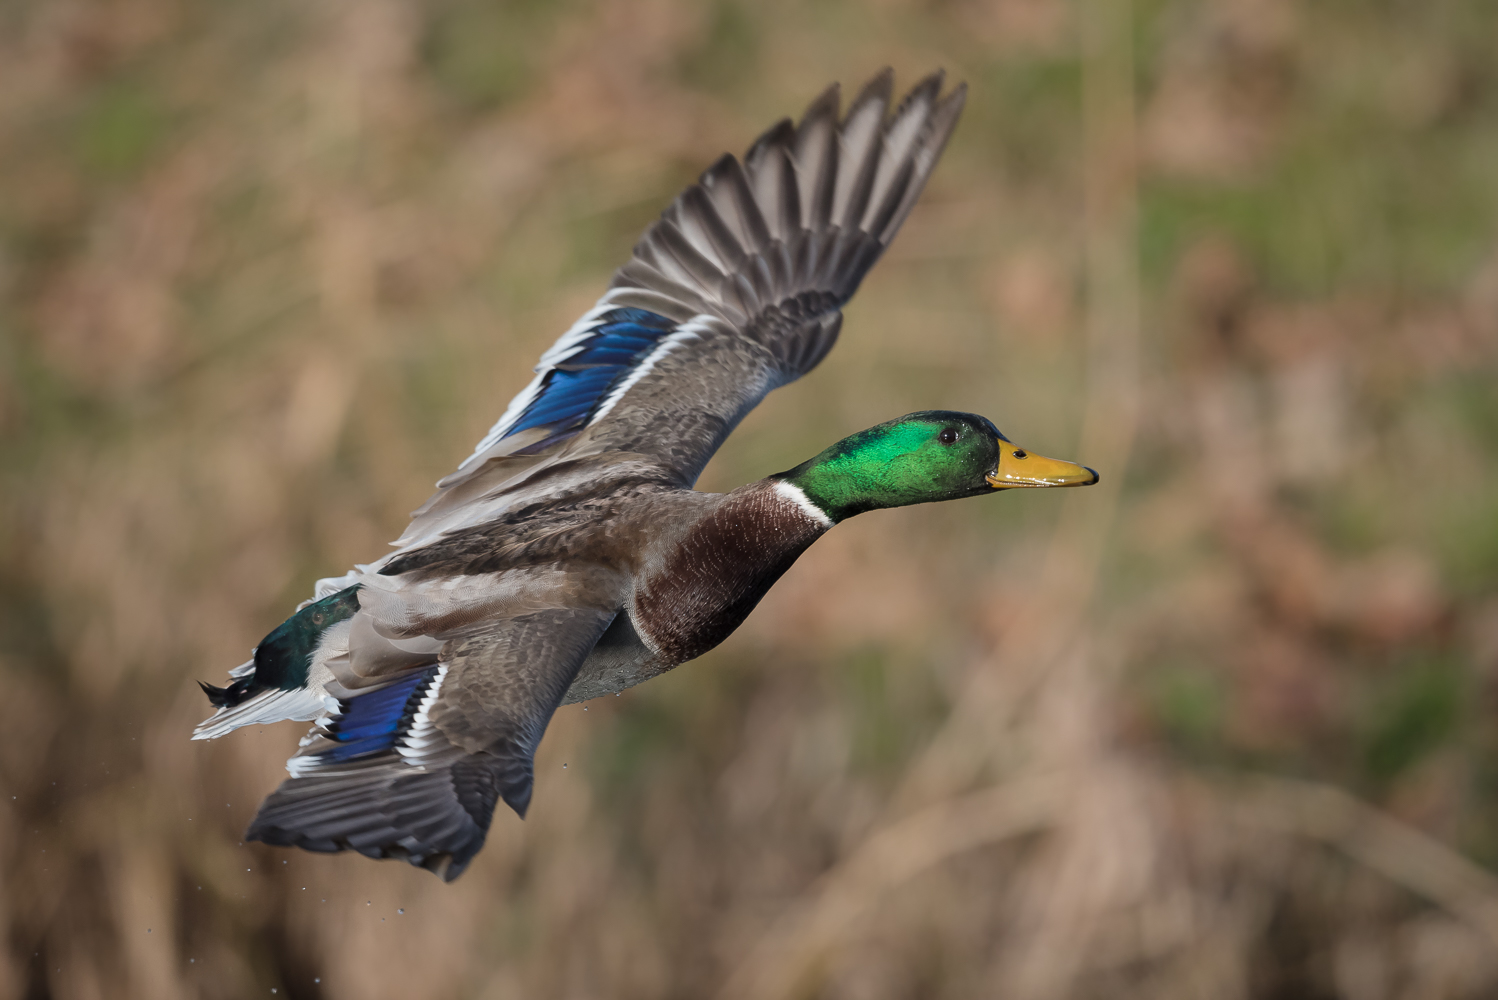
1012;449;1027;459
938;428;959;445
311;613;324;625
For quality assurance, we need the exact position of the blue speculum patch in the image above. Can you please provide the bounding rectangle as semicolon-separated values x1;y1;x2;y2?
505;308;675;439
324;666;440;761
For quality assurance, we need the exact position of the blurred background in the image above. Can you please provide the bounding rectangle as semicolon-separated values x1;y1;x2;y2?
4;0;1498;997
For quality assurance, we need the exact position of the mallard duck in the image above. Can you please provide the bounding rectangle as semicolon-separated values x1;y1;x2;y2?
194;69;1097;881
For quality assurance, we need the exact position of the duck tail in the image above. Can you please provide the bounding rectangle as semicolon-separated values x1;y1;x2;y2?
192;659;330;740
197;678;244;709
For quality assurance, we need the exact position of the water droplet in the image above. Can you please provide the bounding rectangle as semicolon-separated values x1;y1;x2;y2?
314;978;321;984
398;908;404;914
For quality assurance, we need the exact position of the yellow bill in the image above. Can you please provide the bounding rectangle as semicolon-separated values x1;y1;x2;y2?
985;437;1099;489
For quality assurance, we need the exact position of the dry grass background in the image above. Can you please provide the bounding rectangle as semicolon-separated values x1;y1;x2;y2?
3;0;1498;997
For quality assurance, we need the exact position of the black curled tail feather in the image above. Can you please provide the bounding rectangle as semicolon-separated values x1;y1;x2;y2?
196;585;361;713
198;678;249;709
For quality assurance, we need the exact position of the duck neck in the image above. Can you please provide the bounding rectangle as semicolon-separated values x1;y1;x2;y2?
775;422;943;522
765;479;836;529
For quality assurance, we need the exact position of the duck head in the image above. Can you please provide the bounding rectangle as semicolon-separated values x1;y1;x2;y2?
776;410;1098;523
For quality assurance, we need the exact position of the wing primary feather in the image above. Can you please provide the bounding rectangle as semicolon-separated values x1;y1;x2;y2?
664;201;730;272
864;74;939;231
730;272;762;319
795;83;841;232
881;82;966;245
745;116;794;173
864;157;916;242
789;229;822;295
763;238;794;302
773;140;802;241
635;222;723;297
679;184;748;270
653;220;732;294
697;154;752;250
745;118;796;240
895;68;945;114
833;68;892;228
748;253;778;307
707;154;773;252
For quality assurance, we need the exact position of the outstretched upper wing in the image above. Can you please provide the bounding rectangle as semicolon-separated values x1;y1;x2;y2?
396;69;964;550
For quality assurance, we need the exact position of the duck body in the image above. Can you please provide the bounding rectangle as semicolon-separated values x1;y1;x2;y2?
366;472;833;705
194;71;1098;880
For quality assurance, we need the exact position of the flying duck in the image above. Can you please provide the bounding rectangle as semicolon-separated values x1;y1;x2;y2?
194;69;1098;881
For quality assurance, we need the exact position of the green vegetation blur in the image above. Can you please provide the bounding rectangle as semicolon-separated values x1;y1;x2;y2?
2;0;1498;997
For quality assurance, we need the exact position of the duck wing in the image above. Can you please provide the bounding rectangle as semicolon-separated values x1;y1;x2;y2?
245;604;616;881
396;69;965;549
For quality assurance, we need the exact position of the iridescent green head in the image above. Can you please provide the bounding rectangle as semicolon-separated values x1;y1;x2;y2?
776;410;1098;523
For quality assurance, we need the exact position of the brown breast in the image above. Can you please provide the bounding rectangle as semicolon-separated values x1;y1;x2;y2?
632;480;831;666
